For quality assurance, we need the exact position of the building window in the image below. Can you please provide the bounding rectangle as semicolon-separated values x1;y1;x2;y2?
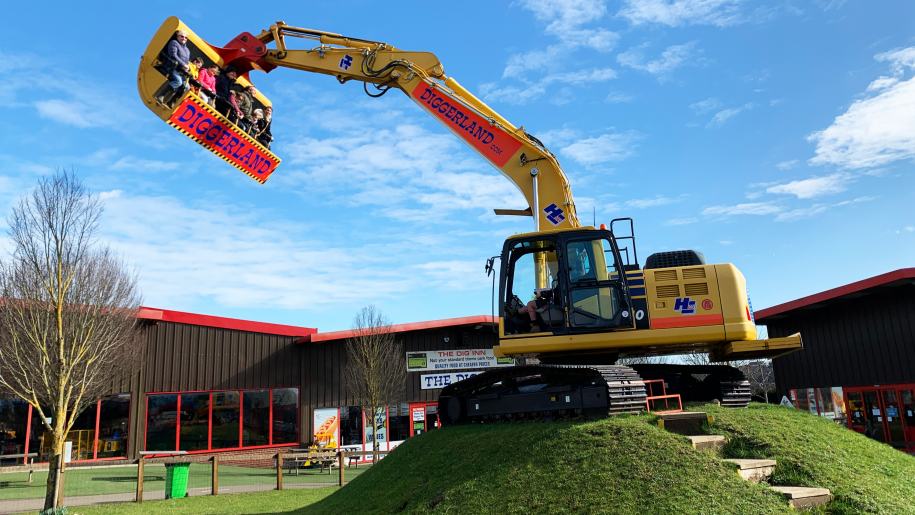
180;393;210;451
147;394;178;451
388;403;410;442
242;390;270;447
97;394;130;459
0;399;30;464
272;389;298;444
146;388;298;453
211;391;240;449
340;406;363;447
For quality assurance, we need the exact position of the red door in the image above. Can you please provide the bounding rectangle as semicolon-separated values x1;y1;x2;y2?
899;388;915;452
845;391;866;434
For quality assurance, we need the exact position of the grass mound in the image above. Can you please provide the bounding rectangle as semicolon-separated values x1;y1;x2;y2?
305;415;788;514
706;403;915;514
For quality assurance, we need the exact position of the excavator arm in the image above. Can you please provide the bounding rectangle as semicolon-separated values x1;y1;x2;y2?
138;17;579;230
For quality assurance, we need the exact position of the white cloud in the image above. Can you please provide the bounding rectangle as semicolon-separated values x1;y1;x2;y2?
702;202;781;216
517;0;618;51
618;0;745;27
109;156;182;172
690;97;722;114
664;217;698;226
559;131;641;166
776;159;799;171
774;204;829;222
481;67;618;105
626;195;681;208
707;103;753;127
605;91;634;103
617;42;697;77
897;225;915;234
808;46;915;169
765;173;851;199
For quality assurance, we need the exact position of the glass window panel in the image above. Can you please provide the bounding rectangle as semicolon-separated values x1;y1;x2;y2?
271;388;298;445
340;406;363;446
180;393;210;451
504;241;561;334
0;399;30;463
97;394;130;458
30;407;54;462
388;403;410;442
831;387;846;419
67;403;98;461
242;390;270;447
211;392;239;449
817;388;835;418
146;395;178;451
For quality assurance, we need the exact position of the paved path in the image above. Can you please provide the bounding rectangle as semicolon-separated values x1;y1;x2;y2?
0;483;330;513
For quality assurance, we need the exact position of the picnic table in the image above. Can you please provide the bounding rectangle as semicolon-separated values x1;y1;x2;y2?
283;448;338;475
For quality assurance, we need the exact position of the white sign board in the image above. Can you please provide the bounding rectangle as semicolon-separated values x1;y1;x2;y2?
406;348;514;372
420;371;483;390
780;396;794;408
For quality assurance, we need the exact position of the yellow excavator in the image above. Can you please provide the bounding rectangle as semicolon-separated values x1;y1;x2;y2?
138;17;802;421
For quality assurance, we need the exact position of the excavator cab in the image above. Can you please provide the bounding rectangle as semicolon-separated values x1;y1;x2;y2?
137;17;281;183
500;227;635;338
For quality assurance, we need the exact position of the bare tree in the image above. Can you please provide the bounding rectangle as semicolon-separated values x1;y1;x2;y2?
0;172;141;511
740;360;775;403
344;306;405;461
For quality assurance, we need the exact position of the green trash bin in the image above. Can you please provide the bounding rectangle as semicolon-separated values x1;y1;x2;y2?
164;462;191;499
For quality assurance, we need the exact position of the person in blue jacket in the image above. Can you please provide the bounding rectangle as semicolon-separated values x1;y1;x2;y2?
154;30;191;108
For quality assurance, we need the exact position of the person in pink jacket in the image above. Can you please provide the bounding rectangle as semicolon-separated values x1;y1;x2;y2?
197;63;218;106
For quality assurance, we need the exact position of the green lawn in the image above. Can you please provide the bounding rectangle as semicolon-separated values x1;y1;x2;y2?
0;462;367;501
69;487;336;514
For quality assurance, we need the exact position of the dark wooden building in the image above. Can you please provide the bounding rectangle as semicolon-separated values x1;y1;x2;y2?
756;268;915;452
0;308;498;465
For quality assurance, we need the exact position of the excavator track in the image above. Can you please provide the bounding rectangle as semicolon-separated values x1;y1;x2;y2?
631;364;752;409
437;364;647;425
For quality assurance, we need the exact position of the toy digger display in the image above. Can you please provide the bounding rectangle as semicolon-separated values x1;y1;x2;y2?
138;17;802;423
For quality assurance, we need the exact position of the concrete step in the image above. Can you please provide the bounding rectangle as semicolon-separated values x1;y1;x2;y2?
722;458;776;483
658;411;711;435
687;435;725;452
770;486;833;509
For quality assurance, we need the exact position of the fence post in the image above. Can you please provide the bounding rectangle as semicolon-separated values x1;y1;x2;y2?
28;457;34;483
136;457;145;503
338;451;345;486
211;455;219;496
275;451;283;491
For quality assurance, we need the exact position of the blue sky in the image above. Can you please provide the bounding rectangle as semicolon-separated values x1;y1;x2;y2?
1;1;913;331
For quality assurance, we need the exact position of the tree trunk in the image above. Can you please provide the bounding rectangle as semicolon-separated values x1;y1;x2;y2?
44;429;66;511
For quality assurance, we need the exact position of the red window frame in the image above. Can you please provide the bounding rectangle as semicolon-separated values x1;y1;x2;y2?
143;386;300;456
843;383;915;453
18;395;132;465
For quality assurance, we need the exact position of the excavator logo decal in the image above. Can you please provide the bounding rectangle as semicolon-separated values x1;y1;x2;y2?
674;297;696;315
339;54;353;70
544;204;565;225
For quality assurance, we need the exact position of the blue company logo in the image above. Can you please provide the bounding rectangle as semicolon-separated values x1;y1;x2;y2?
674;297;696;315
543;203;565;225
339;54;353;70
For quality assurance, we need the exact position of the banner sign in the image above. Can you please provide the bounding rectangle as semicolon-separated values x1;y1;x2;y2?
312;408;339;448
410;81;522;168
168;95;281;183
406;348;514;372
420;371;482;390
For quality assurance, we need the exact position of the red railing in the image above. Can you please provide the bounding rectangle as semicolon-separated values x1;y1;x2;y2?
644;379;683;414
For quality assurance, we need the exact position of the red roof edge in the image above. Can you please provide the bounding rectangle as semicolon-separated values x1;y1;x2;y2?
298;315;497;344
755;268;915;322
137;306;317;337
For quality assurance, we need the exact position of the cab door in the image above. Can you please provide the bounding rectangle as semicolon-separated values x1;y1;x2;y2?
564;237;633;332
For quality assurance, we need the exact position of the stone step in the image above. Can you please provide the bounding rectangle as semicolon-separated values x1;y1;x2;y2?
687;435;725;452
658;411;711;435
770;486;833;509
722;458;776;483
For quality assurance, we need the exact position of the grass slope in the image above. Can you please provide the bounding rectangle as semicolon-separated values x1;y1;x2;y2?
305;415;789;514
706;404;915;514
